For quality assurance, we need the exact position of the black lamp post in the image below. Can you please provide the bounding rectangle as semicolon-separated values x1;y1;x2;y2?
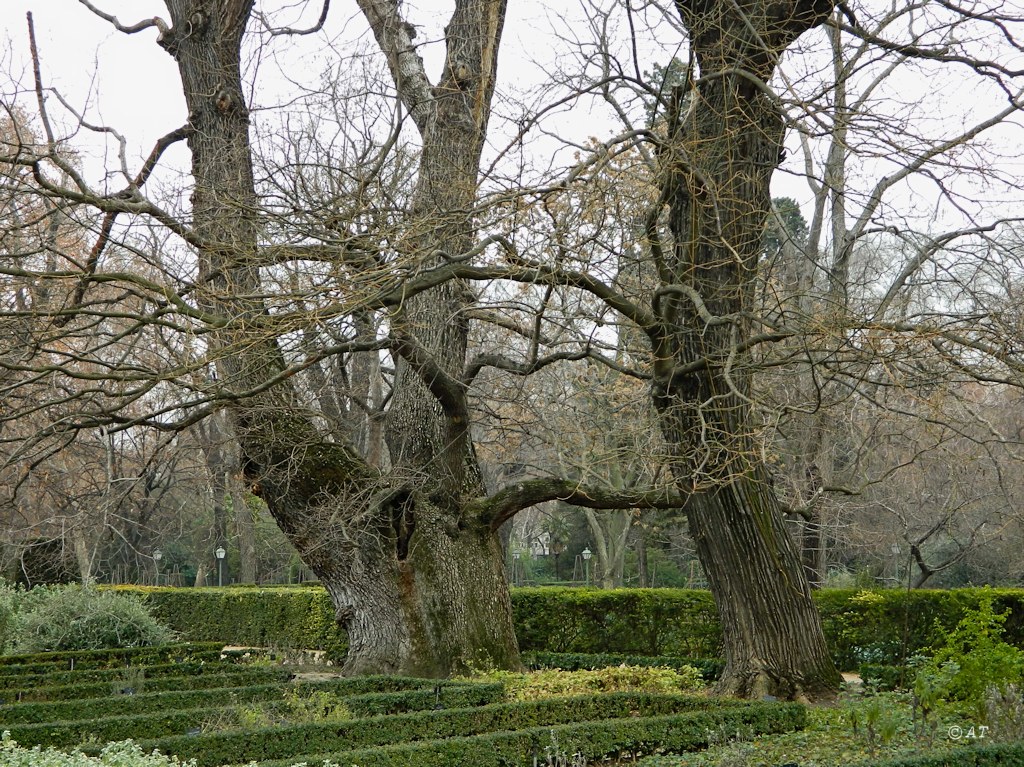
215;546;226;587
153;549;162;587
581;547;592;587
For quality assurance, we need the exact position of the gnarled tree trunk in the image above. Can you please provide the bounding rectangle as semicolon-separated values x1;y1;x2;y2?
163;0;518;675
652;0;842;699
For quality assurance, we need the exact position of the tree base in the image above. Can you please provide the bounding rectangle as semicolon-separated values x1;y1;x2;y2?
715;664;841;703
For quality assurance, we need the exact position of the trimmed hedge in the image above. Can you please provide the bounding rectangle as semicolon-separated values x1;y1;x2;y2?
0;679;502;727
0;684;276;727
3;680;503;748
1;668;294;704
0;642;224;671
122;586;347;663
2;705;227;749
342;683;505;717
138;693;744;767
1;659;265;691
252;700;807;767
525;651;724;681
853;743;1024;767
117;586;1024;670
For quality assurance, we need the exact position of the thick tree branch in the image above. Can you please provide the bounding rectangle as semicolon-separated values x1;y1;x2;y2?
471;478;687;532
77;0;171;36
463;349;591;386
354;0;434;132
389;331;469;423
256;1;330;36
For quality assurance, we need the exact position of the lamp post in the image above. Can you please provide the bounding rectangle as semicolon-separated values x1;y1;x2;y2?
153;549;163;587
581;547;592;587
513;550;521;587
215;546;226;587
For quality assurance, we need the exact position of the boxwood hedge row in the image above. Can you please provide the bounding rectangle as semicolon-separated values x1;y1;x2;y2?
1;667;294;704
135;692;744;767
252;700;807;767
0;642;224;672
0;659;276;692
0;679;502;728
118;585;1024;670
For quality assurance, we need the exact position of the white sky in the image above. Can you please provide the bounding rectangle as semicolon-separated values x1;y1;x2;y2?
3;1;1023;236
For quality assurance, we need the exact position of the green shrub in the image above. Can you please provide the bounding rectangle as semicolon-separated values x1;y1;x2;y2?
512;587;722;657
1;679;497;733
916;596;1024;713
0;659;250;691
0;580;19;654
11;586;174;654
860;664;909;692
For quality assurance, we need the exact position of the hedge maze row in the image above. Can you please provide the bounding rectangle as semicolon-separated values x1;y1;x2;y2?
0;642;805;766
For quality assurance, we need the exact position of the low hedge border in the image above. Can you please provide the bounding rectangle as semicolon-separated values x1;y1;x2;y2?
0;643;225;672
1;668;294;704
251;700;807;767
853;742;1024;767
2;705;230;749
0;678;500;728
0;649;227;679
342;683;505;718
1;660;266;691
140;692;742;767
524;651;724;681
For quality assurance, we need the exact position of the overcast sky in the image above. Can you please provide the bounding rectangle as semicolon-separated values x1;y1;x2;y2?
4;1;1023;234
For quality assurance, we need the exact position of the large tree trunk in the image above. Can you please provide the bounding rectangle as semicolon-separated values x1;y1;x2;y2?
164;0;517;675
652;0;841;699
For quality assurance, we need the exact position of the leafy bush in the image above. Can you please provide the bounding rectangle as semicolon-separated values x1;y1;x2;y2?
0;579;19;654
11;586;174;654
0;733;197;767
851;742;1024;767
917;596;1024;713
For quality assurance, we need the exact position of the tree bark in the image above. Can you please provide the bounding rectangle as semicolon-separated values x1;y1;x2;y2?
652;0;841;699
